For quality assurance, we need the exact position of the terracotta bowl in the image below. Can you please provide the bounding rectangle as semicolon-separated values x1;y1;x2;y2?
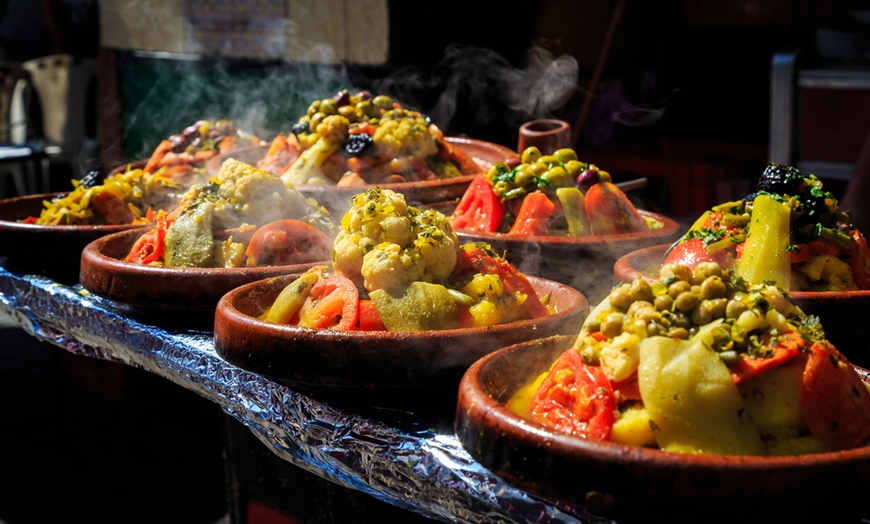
213;273;589;390
614;243;870;368
79;228;330;311
455;334;870;523
204;137;519;218
455;211;683;304
0;192;145;283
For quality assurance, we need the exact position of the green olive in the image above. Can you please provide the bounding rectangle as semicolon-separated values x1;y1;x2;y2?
539;155;560;167
521;147;542;164
564;160;585;177
554;148;578;163
541;166;569;186
513;166;536;187
372;95;393;109
320;98;338;115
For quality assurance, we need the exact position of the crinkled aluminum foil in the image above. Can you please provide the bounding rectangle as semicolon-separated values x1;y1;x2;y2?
0;264;615;524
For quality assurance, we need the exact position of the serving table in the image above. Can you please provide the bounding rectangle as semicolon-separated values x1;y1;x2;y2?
0;261;611;524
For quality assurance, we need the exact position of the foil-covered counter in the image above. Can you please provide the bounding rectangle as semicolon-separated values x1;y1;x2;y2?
0;264;613;524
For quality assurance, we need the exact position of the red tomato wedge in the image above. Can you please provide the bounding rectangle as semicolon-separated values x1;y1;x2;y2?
451;175;505;233
662;237;737;270
530;347;616;440
297;275;359;330
585;181;647;235
357;299;386;331
507;190;555;236
729;332;803;385
801;341;870;451
245;220;333;267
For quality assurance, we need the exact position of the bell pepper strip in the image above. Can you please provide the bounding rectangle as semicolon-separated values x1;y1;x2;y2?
452;244;550;318
245;219;333;267
507;190;555;236
297;274;359;330
847;227;870;289
801;341;870;451
125;212;171;265
450;175;505;233
585;181;648;235
529;347;616;440
143;140;173;173
357;299;386;331
261;270;323;324
729;331;803;385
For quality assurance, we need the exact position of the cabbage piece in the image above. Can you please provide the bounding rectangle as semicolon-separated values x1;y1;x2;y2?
638;336;765;455
370;281;458;331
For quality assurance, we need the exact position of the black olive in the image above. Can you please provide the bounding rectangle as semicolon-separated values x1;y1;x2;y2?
345;133;373;155
291;122;310;135
757;163;803;195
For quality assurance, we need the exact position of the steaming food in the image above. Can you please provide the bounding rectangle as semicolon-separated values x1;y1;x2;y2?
663;163;870;291
124;158;336;268
451;146;660;235
507;261;870;455
256;89;482;186
261;187;552;331
143;119;265;184
22;167;185;226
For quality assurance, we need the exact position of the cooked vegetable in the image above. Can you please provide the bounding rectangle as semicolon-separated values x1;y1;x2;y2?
512;260;870;455
451;146;658;236
263;188;551;331
664;163;870;291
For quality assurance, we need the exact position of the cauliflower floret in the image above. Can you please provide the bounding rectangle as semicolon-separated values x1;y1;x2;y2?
333;188;458;291
282;114;350;186
373;109;438;160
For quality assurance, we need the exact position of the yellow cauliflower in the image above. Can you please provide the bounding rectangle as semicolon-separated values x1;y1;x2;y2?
373;109;438;160
332;187;458;292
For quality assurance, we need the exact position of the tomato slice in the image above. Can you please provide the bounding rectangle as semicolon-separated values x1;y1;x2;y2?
245;219;333;267
801;341;870;451
662;237;737;271
451;175;505;233
585;181;647;235
357;299;386;331
297;275;359;330
730;332;803;385
530;347;616;440
507;190;555;236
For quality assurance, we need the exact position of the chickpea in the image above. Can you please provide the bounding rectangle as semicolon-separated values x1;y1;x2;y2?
627;300;654;317
700;275;727;299
608;285;634;312
601;313;625;338
668;327;689;339
691;262;721;285
629;278;655;303
671;311;691;328
646;321;661;337
654;293;674;312
705;298;728;320
691;304;712;326
661;263;692;282
674;291;699;312
668;280;691;298
725;299;748;320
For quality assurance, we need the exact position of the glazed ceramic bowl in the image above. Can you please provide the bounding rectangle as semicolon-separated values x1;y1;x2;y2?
213;272;589;389
79;228;330;311
455;211;683;304
0;192;146;283
614;243;870;368
204;137;519;218
455;334;870;523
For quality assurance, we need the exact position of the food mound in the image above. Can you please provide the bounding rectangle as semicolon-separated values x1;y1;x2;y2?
143;119;264;184
260;187;552;331
451;146;660;236
124;158;337;268
23;167;185;226
256;89;482;186
664;163;870;292
508;261;870;456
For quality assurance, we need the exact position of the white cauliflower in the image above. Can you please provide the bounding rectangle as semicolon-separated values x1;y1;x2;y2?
282;114;350;186
333;188;459;292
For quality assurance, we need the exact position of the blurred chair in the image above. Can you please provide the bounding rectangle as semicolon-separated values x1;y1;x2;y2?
0;61;49;198
22;53;97;186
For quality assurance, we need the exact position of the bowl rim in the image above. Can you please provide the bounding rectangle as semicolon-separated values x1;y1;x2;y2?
0;192;146;232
